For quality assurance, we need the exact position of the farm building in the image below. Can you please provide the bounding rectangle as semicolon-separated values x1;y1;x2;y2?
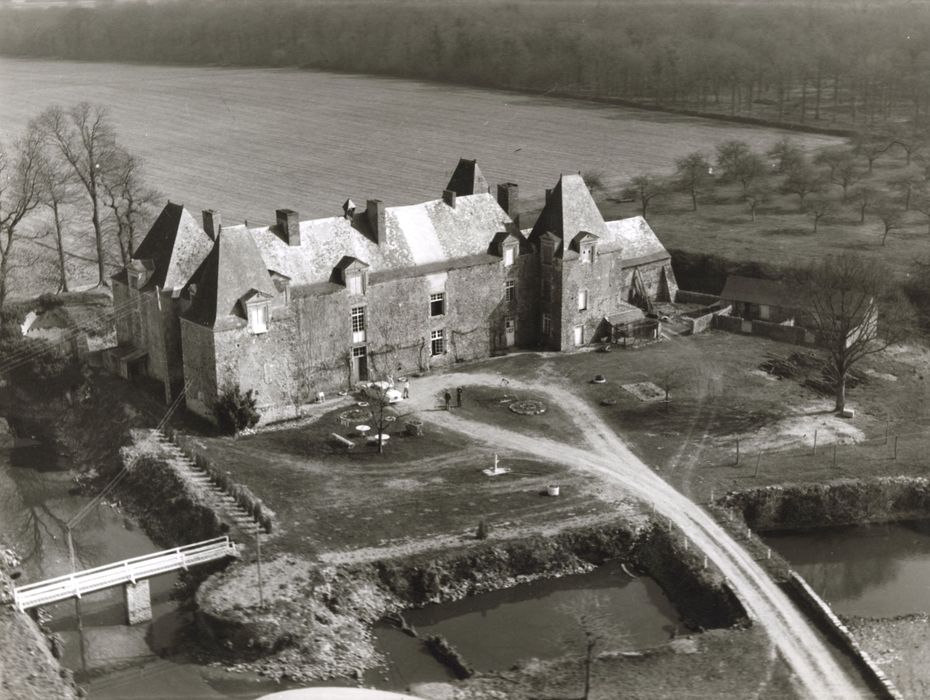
111;160;677;422
720;275;798;325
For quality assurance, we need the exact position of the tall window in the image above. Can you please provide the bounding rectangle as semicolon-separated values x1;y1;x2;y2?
347;271;366;295
541;241;553;265
503;243;516;267
541;313;552;336
248;303;269;334
577;289;588;311
351;305;366;343
429;292;445;317
541;279;551;302
430;329;445;356
504;280;516;303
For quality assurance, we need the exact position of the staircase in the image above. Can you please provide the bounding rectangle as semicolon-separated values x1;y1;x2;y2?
151;431;264;537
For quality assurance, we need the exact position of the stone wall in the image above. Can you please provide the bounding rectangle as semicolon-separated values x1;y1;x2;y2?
180;318;218;420
557;249;626;350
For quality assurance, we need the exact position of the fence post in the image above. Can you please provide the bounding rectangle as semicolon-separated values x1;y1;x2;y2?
812;429;817;456
755;450;762;478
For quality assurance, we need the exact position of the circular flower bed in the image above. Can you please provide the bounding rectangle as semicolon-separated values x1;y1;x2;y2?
508;399;547;415
339;407;372;426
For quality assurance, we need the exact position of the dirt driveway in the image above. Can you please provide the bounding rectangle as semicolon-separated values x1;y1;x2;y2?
406;371;866;700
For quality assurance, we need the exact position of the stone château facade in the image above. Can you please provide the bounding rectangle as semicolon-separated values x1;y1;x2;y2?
112;160;677;422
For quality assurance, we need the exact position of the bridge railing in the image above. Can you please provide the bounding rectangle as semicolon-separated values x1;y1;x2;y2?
12;536;237;612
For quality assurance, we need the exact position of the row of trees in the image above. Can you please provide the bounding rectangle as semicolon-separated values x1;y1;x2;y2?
615;126;930;244
0;1;928;129
0;103;157;306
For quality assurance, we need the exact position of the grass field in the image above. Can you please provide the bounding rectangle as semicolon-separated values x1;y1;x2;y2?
0;58;840;227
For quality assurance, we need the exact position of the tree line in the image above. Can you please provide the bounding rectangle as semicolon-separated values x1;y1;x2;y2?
0;1;928;130
0;103;157;307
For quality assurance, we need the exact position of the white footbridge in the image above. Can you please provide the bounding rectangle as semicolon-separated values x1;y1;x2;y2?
11;536;238;620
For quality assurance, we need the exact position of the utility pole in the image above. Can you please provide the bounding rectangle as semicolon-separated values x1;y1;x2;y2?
67;528;87;672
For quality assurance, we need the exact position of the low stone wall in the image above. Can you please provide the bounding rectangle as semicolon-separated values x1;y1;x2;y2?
784;572;903;700
685;304;731;335
674;289;721;306
713;314;814;345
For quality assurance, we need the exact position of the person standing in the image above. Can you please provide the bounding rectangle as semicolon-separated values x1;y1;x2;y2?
456;386;464;408
402;378;410;399
444;389;452;411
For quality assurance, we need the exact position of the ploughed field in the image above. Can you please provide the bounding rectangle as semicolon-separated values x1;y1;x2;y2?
0;58;841;226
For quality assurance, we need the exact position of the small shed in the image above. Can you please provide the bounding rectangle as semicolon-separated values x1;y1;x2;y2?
720;275;798;325
601;303;659;346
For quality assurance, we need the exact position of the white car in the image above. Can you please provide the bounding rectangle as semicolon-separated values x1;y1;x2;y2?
365;381;403;404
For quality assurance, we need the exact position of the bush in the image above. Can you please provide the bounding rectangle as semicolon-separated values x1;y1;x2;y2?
475;520;490;540
215;384;260;435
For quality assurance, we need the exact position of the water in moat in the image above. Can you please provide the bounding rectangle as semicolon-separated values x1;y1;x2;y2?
765;520;930;617
2;433;682;697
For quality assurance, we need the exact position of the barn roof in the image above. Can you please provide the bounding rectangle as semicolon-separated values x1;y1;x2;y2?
721;275;798;308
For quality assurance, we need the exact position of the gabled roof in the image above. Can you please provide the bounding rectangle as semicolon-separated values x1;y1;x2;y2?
569;231;598;252
721;275;798;308
183;225;277;327
132;202;215;294
529;174;609;244
445;158;490;197
250;193;514;287
602;217;669;262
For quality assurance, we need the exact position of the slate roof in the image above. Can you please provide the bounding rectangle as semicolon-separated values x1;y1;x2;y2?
720;275;798;308
183;225;277;327
445;158;490;197
603;217;670;263
132;202;215;295
251;193;514;287
528;174;609;244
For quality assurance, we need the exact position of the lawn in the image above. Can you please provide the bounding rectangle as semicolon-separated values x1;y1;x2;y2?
187;396;616;561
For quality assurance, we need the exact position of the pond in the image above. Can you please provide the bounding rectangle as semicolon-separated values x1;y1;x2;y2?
765;520;930;618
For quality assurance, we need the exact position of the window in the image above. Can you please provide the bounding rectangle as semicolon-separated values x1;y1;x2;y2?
430;329;445;356
429;292;445;317
541;241;553;265
542;313;552;336
352;345;367;358
541;279;551;302
504;280;515;303
580;244;593;263
347;271;366;295
577;289;588;311
503;244;515;267
248;303;270;334
351;306;366;343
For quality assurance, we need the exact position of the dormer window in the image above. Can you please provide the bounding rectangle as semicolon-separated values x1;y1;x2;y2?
128;269;142;290
347;271;367;296
245;297;271;334
503;242;516;267
580;242;595;263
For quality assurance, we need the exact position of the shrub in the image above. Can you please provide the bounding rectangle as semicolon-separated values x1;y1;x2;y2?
475;520;490;540
215;384;260;435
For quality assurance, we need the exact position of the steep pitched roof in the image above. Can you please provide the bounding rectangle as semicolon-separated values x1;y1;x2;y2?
603;217;669;263
721;275;798;308
250;193;514;287
183;225;277;327
529;174;609;244
132;202;214;294
445;158;490;197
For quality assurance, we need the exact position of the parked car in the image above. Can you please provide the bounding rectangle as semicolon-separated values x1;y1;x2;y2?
365;381;403;404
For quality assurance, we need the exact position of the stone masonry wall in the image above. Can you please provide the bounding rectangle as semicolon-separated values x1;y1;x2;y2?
558;249;626;350
180;318;218;419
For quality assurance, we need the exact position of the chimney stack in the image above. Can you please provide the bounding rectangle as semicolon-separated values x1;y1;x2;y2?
342;198;357;220
366;199;385;244
202;209;221;240
496;182;519;220
442;189;457;208
276;209;300;246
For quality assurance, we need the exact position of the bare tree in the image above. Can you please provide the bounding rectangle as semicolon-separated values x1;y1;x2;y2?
622;174;665;217
803;194;840;233
912;192;930;234
849;185;880;224
872;199;903;246
0;125;44;307
781;163;825;209
888;167;923;210
766;137;805;175
830;157;864;201
744;182;772;222
853;133;893;173
37;103;120;286
581;170;606;196
559;591;631;700
674;152;713;211
100;148;160;267
794;254;915;411
36;148;79;293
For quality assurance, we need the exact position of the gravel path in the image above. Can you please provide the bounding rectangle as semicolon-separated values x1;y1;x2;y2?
405;371;865;699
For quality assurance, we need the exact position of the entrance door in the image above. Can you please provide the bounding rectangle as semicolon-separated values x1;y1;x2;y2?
573;325;584;346
352;346;368;382
504;317;516;347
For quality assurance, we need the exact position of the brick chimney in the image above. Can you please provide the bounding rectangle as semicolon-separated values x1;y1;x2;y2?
202;209;221;240
366;199;385;244
442;189;457;208
276;209;300;246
